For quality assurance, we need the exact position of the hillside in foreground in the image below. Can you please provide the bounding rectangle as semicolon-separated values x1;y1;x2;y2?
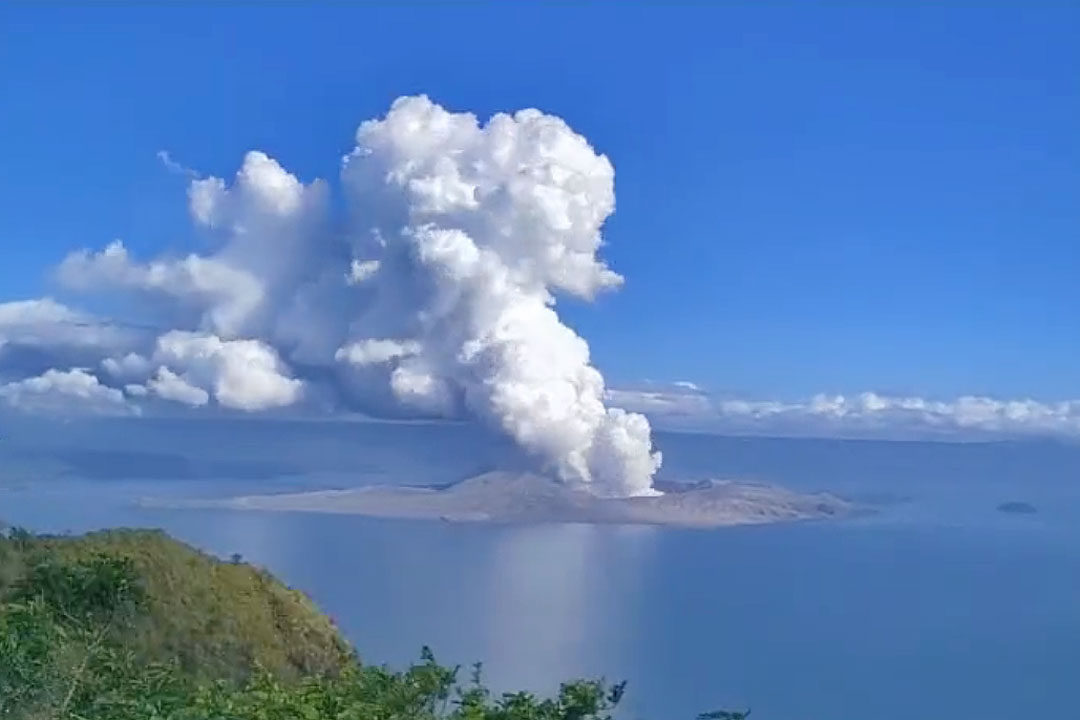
0;529;352;684
0;528;744;719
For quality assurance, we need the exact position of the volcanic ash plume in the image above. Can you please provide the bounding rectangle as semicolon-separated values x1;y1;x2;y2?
54;96;662;497
338;97;661;496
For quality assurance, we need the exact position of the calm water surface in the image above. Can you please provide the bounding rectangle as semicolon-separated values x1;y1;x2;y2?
2;416;1079;720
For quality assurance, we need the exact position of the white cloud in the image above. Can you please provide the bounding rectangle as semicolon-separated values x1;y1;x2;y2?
146;367;209;407
60;151;345;368
346;259;380;285
15;98;663;495
4;96;1074;489
0;368;133;415
156;150;198;178
387;362;455;416
102;352;152;381
150;331;302;411
124;383;148;398
57;241;265;338
335;338;420;366
612;385;1080;440
607;385;712;416
0;298;131;353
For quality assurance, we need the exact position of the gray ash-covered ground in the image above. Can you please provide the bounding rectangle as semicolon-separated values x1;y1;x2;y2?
163;471;853;528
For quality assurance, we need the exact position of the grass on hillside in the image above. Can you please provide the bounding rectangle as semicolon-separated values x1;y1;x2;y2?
6;528;352;682
0;527;748;720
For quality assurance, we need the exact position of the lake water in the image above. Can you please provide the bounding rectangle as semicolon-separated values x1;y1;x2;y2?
2;416;1079;719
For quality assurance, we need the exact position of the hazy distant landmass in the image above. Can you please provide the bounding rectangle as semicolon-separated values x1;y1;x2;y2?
997;501;1038;514
157;471;853;528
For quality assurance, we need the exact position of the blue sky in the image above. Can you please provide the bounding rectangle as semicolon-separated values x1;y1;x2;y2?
1;1;1077;408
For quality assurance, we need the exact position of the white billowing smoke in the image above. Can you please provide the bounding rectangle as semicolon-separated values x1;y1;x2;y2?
338;96;661;496
47;96;662;496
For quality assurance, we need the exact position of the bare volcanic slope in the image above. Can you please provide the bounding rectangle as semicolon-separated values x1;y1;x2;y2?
166;472;852;528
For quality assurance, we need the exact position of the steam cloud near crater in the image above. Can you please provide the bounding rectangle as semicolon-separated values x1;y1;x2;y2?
49;96;662;496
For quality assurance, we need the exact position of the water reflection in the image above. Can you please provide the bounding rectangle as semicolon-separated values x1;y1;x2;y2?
479;523;658;694
4;422;1080;719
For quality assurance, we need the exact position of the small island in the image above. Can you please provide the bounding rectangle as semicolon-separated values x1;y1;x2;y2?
158;471;853;528
997;501;1038;515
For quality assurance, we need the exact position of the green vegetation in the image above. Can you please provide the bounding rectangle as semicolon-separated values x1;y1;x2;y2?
0;528;748;720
